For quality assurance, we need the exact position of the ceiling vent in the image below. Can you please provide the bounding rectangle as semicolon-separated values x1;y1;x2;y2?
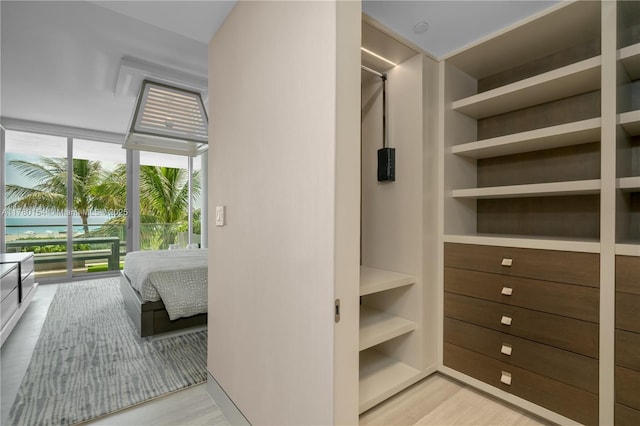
123;80;208;156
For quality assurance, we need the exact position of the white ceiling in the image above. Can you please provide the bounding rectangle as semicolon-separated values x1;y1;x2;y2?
0;0;560;137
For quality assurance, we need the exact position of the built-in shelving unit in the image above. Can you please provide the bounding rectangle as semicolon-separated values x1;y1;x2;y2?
358;266;418;412
443;0;602;247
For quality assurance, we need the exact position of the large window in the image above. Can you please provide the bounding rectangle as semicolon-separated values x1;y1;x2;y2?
4;131;69;279
1;128;203;282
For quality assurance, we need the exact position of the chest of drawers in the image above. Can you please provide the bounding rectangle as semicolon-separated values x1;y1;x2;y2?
615;255;640;425
444;243;600;425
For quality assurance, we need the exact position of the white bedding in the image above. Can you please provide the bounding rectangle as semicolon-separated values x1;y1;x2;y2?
123;248;208;320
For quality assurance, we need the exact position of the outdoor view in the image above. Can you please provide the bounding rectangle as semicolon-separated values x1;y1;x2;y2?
3;131;201;280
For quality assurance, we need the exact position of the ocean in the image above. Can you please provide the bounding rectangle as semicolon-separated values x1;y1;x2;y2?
5;216;111;235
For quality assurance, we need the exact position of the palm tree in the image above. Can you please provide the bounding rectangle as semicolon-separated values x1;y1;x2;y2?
139;165;201;249
6;158;109;235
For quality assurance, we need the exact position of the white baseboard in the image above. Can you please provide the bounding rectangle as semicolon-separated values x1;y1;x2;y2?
206;372;251;426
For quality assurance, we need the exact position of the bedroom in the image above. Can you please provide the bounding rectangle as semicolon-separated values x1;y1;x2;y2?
2;1;638;425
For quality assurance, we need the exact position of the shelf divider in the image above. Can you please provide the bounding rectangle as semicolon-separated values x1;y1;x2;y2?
359;306;416;351
360;266;416;296
619;42;640;80
452;56;601;119
618;110;640;136
451;118;601;159
451;179;601;199
617;176;640;191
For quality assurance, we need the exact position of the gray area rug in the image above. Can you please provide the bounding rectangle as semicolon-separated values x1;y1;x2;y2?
7;278;207;425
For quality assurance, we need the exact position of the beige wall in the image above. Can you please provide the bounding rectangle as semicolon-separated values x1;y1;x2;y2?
208;1;360;424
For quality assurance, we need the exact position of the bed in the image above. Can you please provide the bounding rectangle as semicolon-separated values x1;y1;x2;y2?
120;248;208;337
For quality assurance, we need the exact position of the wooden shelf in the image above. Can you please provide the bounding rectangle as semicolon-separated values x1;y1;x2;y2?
618;176;640;191
451;118;601;159
452;56;601;119
360;266;415;296
619;43;640;80
619;110;640;136
451;179;600;199
443;234;601;253
616;243;640;257
359;348;422;413
359;306;416;351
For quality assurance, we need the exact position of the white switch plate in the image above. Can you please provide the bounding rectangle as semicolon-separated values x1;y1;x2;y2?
215;206;225;226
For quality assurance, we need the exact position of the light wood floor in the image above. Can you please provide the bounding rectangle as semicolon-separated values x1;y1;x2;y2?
2;283;550;426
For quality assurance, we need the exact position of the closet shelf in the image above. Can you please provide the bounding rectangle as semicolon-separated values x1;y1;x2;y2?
359;348;422;414
619;42;640;80
360;266;416;296
451;118;601;159
619;110;640;136
618;176;640;191
616;243;640;257
451;179;600;199
359;306;416;351
443;234;601;253
452;56;601;119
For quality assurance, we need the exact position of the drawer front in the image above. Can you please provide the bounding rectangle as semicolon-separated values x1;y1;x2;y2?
616;292;640;334
20;254;34;280
445;293;599;358
1;265;19;302
20;272;35;302
444;343;598;425
616;256;640;295
616;329;640;372
616;366;640;411
616;403;640;426
444;243;599;287
444;267;599;322
444;317;598;393
1;287;19;327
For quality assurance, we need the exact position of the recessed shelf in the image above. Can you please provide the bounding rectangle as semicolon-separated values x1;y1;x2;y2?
616;243;640;256
359;348;422;413
618;176;640;191
443;234;600;253
619;42;640;80
359;306;416;351
452;56;601;119
451;118;601;159
452;179;601;199
359;266;416;296
619;110;640;136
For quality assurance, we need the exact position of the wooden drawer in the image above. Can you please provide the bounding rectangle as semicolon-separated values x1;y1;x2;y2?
616;256;640;295
444;317;598;393
444;343;598;425
616;329;640;372
616;292;640;334
444;293;598;358
444;243;599;287
444;267;599;322
616;366;640;411
616;403;640;426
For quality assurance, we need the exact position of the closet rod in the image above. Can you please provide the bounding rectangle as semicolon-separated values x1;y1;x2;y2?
361;65;384;78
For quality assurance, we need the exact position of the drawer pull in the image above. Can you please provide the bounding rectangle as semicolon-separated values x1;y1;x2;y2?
500;315;512;326
501;286;513;296
501;344;512;356
500;371;512;386
501;258;513;267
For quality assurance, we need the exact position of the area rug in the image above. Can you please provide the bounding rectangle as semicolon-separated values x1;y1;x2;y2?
6;278;207;425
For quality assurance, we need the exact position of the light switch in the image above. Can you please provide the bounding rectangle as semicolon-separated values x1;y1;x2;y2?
215;205;225;226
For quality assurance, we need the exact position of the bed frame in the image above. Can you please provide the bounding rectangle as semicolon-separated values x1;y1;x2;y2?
119;271;207;338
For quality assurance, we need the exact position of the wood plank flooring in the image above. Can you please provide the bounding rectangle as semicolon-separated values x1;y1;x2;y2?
2;282;551;426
